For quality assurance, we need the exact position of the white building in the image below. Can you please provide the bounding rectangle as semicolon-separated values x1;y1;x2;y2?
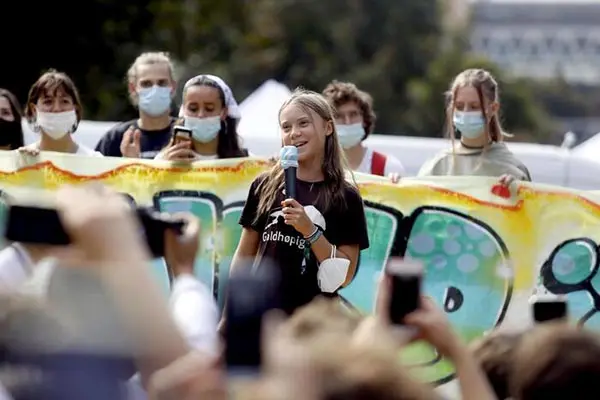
468;0;600;85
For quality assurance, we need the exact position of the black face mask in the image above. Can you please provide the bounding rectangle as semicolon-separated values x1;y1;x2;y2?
0;118;22;148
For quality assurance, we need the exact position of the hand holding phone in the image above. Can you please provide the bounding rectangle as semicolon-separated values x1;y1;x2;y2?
172;126;192;148
137;207;186;258
4;205;185;258
386;258;423;326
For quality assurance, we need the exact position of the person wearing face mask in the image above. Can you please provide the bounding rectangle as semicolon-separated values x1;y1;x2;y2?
322;80;404;178
0;89;25;151
1;70;100;294
18;70;100;156
418;69;531;186
95;52;177;159
155;74;248;161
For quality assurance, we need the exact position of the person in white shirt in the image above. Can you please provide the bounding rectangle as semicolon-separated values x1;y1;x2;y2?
322;80;405;179
0;70;103;292
17;69;102;157
4;206;219;356
0;208;219;399
21;258;218;400
9;188;218;400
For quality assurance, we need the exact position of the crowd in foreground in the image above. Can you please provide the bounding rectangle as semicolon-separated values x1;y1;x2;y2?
0;186;597;400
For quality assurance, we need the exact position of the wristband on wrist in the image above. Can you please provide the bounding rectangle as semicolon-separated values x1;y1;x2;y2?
304;225;318;240
307;229;323;245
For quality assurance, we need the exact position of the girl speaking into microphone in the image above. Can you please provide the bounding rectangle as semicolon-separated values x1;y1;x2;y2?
232;89;369;315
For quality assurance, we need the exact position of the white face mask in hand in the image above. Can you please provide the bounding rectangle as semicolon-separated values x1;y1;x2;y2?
317;245;350;293
36;110;77;139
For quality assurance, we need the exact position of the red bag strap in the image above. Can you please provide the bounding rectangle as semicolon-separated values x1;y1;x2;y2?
370;151;386;176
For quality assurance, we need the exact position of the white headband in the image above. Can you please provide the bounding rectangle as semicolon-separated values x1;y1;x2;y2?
179;74;241;119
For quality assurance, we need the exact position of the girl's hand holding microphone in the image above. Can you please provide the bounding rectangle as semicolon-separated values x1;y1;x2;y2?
281;198;314;237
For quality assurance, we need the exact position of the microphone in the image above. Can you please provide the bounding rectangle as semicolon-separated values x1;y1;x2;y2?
280;145;298;199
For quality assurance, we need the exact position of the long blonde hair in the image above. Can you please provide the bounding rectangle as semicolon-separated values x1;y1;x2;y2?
445;69;511;174
255;89;351;219
446;68;510;145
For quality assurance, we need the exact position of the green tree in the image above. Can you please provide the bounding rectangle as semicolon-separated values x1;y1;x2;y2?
6;0;555;143
237;0;444;135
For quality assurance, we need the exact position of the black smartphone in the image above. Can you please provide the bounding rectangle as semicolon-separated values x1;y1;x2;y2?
4;205;70;245
137;207;185;258
532;296;568;323
172;126;193;146
4;205;185;258
225;263;282;375
387;258;423;326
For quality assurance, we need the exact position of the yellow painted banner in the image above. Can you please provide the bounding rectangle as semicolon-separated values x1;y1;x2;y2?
1;152;599;388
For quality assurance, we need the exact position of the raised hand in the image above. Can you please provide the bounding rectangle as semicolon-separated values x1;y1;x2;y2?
120;126;142;158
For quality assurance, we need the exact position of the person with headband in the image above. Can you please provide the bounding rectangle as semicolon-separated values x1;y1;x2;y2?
95;52;177;159
418;69;531;187
155;74;248;161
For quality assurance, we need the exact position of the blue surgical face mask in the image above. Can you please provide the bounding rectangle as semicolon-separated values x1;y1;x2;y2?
453;111;486;139
185;116;221;143
138;86;172;116
335;123;365;149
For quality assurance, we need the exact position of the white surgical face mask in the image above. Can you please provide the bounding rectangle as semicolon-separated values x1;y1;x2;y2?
336;123;365;149
317;245;350;293
185;116;221;143
138;86;172;116
36;110;77;139
453;111;486;139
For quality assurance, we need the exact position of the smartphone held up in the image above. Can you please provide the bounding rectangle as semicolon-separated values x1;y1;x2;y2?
172;126;193;148
386;257;423;326
3;203;186;258
530;293;568;324
224;261;282;376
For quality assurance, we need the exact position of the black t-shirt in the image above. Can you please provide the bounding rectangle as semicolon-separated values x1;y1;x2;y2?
239;174;370;314
94;118;175;159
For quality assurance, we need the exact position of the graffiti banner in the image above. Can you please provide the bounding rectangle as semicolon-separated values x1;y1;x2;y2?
1;152;600;395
